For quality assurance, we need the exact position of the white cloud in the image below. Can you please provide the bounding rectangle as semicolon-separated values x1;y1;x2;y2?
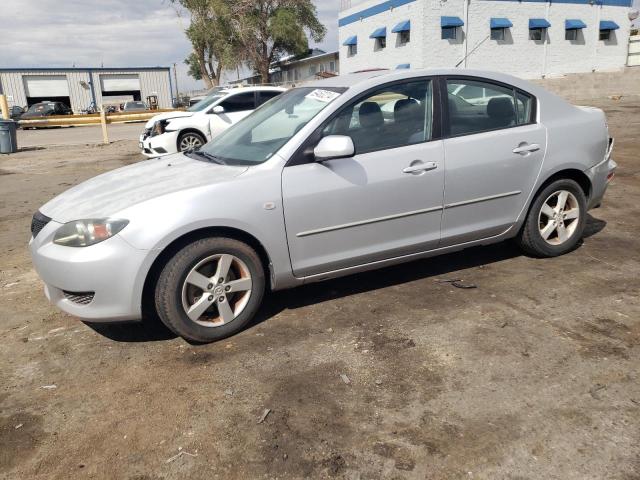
1;0;341;93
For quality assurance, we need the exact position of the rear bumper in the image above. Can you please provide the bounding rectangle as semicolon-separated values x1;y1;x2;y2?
585;138;616;210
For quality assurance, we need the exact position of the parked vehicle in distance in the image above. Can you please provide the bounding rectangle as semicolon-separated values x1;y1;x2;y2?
122;101;149;112
20;101;72;119
10;105;25;120
139;86;286;157
30;69;616;343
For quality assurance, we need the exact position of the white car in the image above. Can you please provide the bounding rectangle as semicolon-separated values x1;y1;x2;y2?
139;86;286;157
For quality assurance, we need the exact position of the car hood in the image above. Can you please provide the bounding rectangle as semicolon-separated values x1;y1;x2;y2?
144;111;194;128
40;153;248;223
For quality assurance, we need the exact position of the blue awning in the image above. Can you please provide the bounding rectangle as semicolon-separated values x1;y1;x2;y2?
343;35;358;46
441;16;464;28
600;20;620;31
396;64;411;70
370;27;387;39
490;18;513;29
392;20;411;33
529;18;551;29
565;19;587;30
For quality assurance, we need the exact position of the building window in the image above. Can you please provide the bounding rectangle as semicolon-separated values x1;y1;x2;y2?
399;30;410;45
599;30;611;41
348;44;357;56
529;28;545;41
491;28;506;41
308;65;317;76
565;29;578;41
329;61;336;72
442;27;457;40
376;37;386;49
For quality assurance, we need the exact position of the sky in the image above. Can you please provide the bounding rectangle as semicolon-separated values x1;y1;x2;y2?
0;0;341;93
1;0;638;93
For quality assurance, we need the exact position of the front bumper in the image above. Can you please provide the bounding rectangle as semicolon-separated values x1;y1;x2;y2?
29;221;149;322
139;131;179;158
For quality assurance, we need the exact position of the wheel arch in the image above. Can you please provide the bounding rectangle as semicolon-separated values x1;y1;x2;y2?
535;168;592;201
516;167;592;235
140;226;273;321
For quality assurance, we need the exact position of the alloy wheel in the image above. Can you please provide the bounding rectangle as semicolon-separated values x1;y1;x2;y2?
179;134;203;152
181;254;253;327
537;190;580;246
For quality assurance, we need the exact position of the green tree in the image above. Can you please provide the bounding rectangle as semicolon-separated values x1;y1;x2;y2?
231;0;326;83
173;0;241;88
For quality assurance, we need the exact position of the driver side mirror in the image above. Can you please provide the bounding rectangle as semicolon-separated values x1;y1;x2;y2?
314;135;355;162
212;105;225;114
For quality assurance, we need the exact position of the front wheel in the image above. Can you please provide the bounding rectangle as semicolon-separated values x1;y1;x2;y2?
155;237;265;343
177;131;206;152
517;179;587;257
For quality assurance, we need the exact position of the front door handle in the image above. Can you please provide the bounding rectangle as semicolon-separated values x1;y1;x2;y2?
513;143;541;155
403;161;438;174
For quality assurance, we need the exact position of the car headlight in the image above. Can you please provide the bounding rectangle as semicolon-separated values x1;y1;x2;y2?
53;219;129;247
152;120;167;136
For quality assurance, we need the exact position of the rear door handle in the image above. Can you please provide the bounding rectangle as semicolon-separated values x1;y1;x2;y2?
513;143;541;155
403;161;438;174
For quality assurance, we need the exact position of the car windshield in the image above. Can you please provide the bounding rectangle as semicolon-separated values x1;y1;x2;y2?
199;87;346;166
187;94;225;112
27;103;55;113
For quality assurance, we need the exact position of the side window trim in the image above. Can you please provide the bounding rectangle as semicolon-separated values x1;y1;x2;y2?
440;75;537;139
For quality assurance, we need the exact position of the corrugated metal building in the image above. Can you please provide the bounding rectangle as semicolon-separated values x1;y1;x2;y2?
0;67;173;112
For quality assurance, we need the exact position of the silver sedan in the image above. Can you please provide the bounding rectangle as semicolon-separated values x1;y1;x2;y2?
30;69;616;342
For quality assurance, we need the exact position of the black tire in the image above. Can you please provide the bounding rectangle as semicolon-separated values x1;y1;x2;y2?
154;237;265;343
517;178;587;257
177;131;206;152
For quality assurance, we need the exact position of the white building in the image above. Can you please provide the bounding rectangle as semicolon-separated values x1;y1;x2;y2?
338;0;633;78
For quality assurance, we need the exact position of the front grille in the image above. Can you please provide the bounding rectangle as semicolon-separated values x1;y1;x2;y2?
31;211;51;239
63;291;95;305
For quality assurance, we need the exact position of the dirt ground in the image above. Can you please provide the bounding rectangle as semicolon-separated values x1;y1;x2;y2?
1;98;639;480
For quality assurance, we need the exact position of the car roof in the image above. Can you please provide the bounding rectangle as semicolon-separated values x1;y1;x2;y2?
219;86;286;95
305;68;545;96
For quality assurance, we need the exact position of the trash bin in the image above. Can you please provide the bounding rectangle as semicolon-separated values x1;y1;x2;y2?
0;119;18;154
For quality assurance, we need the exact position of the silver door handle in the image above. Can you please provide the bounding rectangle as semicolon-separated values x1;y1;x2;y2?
513;143;540;155
403;161;438;174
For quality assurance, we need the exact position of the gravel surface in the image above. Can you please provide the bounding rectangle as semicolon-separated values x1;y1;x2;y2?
1;99;638;479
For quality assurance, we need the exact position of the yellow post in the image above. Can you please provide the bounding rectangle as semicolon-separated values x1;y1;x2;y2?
100;109;109;144
0;95;9;120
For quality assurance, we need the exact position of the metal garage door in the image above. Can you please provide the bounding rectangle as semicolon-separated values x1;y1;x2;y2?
23;75;70;97
100;74;141;91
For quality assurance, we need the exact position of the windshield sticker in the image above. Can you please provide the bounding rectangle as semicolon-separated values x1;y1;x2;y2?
305;89;340;103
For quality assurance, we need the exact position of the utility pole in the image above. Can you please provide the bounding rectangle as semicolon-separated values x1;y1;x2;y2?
173;63;179;101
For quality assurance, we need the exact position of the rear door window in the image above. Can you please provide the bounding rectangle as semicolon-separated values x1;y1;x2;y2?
446;78;534;137
257;90;282;106
220;92;256;112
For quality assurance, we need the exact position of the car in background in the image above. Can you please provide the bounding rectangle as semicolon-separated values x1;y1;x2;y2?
10;105;25;120
122;101;149;112
30;69;616;343
20;102;72;120
139;86;285;157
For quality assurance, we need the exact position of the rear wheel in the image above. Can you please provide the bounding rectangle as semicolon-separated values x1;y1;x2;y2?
178;131;205;152
517;179;587;257
155;237;265;343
